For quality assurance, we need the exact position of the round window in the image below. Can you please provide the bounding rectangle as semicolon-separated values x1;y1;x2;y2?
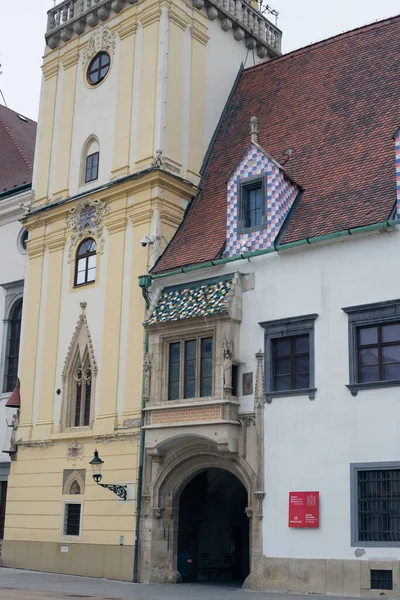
17;228;29;254
87;52;110;86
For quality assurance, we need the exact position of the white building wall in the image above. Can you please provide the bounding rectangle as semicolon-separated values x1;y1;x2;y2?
148;225;400;563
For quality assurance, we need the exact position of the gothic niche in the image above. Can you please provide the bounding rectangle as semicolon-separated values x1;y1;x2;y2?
60;302;97;431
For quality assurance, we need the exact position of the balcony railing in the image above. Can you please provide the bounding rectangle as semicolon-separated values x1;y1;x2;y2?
46;0;281;56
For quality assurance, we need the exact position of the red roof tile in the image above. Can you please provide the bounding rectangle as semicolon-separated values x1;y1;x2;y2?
0;104;37;195
153;15;400;274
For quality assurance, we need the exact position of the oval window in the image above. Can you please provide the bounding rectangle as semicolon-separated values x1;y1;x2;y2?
87;52;110;86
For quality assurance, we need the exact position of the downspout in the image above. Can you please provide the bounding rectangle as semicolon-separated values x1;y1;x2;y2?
133;275;152;583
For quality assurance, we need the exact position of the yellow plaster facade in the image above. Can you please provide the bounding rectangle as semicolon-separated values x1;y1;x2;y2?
3;0;270;580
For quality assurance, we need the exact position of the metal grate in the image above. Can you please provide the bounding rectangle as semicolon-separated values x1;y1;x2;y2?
358;469;400;542
370;569;393;590
64;503;81;537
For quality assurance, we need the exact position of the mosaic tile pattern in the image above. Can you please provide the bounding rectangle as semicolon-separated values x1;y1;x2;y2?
396;130;400;217
226;145;299;257
146;279;233;325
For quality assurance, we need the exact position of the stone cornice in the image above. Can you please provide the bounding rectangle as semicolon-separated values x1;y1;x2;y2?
93;432;139;443
140;4;162;27
46;230;66;252
116;17;138;39
191;19;209;44
17;439;53;449
42;58;60;80
103;209;128;233
26;237;46;259
0;189;31;227
168;4;191;30
61;47;80;69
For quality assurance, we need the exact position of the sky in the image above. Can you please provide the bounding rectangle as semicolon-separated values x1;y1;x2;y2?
0;0;399;121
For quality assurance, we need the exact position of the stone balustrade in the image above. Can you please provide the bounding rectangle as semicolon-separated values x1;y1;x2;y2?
46;0;281;57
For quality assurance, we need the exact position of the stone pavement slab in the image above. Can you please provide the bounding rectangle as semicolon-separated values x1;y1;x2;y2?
0;568;373;600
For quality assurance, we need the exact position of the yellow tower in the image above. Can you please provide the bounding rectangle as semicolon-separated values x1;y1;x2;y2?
2;0;281;580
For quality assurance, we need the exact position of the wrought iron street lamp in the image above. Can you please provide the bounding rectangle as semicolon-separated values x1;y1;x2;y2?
89;449;127;501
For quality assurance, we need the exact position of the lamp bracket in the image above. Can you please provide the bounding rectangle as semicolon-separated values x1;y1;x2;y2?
94;478;127;501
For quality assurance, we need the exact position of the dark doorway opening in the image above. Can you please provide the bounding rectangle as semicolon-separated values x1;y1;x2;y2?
178;468;249;583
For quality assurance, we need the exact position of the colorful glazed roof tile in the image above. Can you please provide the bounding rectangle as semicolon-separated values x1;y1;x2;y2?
152;15;400;274
146;277;233;325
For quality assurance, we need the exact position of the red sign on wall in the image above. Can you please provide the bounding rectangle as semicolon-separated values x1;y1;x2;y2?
289;491;319;528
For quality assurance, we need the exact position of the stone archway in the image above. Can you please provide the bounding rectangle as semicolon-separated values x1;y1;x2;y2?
139;438;262;585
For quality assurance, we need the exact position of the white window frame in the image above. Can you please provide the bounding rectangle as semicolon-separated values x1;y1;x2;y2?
60;499;84;541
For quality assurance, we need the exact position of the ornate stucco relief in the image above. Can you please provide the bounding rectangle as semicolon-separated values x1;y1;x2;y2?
81;26;117;69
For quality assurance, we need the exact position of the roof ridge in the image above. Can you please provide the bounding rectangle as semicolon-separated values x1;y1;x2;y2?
244;13;400;74
0;113;34;175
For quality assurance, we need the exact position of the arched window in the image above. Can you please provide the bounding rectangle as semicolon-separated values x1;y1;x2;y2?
4;300;22;393
81;136;100;185
71;354;92;428
74;238;96;286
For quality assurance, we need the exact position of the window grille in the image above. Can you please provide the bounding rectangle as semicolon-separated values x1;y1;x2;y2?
357;469;400;542
370;570;393;590
64;503;81;537
4;300;22;393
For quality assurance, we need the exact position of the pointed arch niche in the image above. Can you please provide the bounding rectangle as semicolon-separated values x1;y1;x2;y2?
60;303;97;431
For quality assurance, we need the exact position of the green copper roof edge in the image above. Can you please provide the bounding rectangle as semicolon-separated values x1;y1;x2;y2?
160;273;235;294
146;219;400;281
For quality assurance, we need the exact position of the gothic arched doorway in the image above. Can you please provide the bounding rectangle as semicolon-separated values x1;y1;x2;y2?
177;468;249;583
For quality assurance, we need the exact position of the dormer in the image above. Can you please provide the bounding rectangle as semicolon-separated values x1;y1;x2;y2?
225;117;301;258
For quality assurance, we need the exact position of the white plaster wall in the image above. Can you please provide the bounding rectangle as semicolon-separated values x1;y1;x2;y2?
67;34;120;197
0;217;27;462
148;226;400;561
203;17;265;156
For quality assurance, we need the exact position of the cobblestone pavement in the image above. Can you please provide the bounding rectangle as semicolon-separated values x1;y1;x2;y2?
0;568;366;600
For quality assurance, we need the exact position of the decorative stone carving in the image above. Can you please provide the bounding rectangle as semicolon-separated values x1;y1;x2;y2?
238;414;256;459
143;352;152;402
245;506;253;519
17;440;53;450
222;403;238;421
93;432;139;444
154;507;164;519
222;339;234;391
151;149;165;168
122;418;141;428
62;302;98;381
81;26;117;69
66;441;84;461
66;198;111;262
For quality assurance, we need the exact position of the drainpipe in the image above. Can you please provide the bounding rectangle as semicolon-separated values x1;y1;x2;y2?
133;275;152;583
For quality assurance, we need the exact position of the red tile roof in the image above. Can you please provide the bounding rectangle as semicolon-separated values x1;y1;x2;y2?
0;104;37;195
153;15;400;274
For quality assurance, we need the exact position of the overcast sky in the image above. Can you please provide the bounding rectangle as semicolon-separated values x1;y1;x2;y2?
0;0;399;120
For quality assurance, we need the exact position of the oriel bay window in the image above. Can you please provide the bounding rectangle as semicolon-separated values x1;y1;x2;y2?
168;337;213;400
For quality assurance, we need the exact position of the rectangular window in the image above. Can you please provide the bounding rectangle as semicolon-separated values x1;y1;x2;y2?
261;314;317;401
272;334;310;391
168;337;213;400
168;342;181;401
85;152;99;183
63;503;81;537
351;463;400;547
371;570;393;590
343;300;400;395
238;176;266;234
357;323;400;383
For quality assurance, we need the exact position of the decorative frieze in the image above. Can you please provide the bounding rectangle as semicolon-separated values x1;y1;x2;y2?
93;432;139;443
17;439;53;450
66;440;84;460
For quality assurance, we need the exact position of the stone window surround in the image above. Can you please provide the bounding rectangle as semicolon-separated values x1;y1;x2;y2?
60;499;84;541
342;299;400;396
161;326;216;404
260;313;318;402
237;173;267;236
0;281;24;399
350;461;400;548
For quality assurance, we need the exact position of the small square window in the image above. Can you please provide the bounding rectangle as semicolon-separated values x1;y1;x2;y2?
63;502;82;537
371;570;393;590
238;175;266;234
343;300;400;395
260;314;317;401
